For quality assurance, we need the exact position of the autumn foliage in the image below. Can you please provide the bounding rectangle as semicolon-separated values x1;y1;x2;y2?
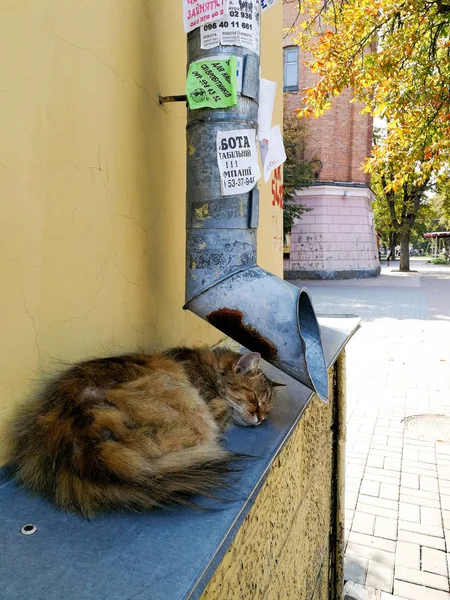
293;0;450;192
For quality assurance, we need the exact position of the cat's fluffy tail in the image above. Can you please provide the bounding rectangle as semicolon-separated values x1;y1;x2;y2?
8;437;241;517
74;444;241;517
104;441;238;501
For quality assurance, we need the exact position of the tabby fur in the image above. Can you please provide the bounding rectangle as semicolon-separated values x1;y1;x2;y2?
5;347;277;517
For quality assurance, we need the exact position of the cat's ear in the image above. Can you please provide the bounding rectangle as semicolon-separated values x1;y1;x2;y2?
234;352;261;375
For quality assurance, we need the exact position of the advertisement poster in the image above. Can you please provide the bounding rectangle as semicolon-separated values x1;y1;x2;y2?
186;57;238;109
183;0;229;33
217;129;261;195
200;0;260;54
205;54;243;93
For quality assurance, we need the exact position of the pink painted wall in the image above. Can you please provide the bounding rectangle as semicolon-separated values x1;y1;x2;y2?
284;186;380;275
283;1;379;278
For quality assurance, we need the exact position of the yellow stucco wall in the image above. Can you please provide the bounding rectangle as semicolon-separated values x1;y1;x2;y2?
201;367;336;600
0;1;283;459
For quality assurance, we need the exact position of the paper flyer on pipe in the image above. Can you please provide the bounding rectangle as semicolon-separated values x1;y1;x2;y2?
183;0;229;33
200;0;260;53
206;54;243;93
217;129;261;195
186;57;238;109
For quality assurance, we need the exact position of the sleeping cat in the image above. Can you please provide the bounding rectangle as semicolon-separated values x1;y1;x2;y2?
5;347;280;517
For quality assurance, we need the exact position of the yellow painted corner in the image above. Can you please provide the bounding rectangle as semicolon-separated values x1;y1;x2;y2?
0;0;283;462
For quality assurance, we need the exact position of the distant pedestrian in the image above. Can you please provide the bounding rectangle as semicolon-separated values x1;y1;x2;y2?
386;249;392;267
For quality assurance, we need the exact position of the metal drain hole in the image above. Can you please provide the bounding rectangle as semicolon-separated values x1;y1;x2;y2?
404;415;450;442
20;524;37;536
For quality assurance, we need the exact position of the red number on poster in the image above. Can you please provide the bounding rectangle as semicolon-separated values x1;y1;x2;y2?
271;166;283;208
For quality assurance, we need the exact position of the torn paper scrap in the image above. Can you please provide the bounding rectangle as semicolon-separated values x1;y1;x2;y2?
261;0;278;12
258;78;277;140
261;125;286;182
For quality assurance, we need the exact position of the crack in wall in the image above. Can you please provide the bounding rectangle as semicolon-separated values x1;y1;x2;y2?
46;160;102;173
0;160;28;186
45;27;161;109
22;297;44;373
129;74;160;109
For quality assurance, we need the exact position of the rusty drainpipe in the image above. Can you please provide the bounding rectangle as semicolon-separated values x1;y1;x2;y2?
184;5;328;401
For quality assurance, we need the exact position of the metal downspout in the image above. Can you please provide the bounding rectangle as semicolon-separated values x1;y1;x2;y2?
184;5;328;401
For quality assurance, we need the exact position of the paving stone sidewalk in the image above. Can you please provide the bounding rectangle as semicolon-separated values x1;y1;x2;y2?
293;259;450;600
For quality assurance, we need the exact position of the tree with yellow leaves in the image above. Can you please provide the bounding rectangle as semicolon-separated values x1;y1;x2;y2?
292;0;450;270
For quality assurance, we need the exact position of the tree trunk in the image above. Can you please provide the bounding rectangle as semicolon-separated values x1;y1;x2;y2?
399;230;411;271
389;232;396;262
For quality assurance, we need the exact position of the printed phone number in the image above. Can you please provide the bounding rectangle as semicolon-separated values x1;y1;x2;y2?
225;177;256;187
188;9;226;29
203;20;253;30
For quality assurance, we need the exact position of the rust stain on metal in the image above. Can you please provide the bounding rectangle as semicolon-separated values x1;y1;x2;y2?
207;308;278;361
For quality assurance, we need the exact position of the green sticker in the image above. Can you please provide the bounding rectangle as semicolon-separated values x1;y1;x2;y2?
186;56;237;110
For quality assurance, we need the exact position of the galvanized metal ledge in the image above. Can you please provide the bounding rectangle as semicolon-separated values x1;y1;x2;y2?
0;315;360;600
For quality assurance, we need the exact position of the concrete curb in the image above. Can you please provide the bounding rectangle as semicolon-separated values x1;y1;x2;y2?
284;267;381;280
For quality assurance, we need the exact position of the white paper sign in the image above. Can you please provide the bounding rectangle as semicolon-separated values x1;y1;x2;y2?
200;21;223;48
217;129;261;195
261;0;278;11
261;125;286;182
183;0;229;33
258;79;277;141
200;0;260;54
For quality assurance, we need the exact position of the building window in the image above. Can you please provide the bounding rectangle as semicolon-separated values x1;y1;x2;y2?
283;47;298;91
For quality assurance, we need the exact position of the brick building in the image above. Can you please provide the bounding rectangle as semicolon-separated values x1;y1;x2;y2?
283;0;380;279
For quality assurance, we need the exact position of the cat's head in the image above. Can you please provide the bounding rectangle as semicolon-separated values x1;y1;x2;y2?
220;352;283;427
